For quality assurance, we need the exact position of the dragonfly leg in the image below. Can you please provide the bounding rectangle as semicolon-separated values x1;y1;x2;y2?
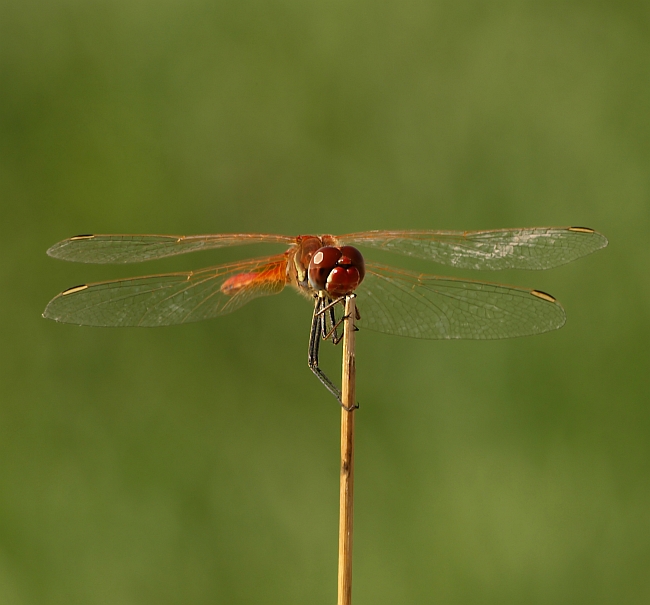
308;295;359;411
351;301;360;333
308;296;343;403
320;295;358;344
325;299;346;345
328;296;361;342
316;295;346;318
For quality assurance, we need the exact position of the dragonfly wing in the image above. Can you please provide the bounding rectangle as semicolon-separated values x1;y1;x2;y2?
356;263;566;339
47;233;295;264
43;255;288;326
340;227;607;270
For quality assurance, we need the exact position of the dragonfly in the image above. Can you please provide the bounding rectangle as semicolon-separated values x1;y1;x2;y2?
43;227;607;405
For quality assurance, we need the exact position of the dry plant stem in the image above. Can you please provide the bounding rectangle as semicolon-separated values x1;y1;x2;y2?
337;294;357;605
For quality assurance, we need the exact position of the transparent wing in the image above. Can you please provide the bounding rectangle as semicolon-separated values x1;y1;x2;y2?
46;233;296;264
356;263;566;339
340;227;607;270
43;255;288;326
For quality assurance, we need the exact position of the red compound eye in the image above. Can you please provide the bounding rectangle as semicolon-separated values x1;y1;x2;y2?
308;246;342;291
308;245;365;296
338;246;365;282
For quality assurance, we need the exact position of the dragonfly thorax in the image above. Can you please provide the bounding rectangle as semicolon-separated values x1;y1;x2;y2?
288;235;336;293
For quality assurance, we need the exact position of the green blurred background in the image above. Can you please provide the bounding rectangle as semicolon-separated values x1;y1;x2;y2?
1;1;648;603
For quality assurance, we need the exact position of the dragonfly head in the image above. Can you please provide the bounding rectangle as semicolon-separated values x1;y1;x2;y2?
308;246;365;297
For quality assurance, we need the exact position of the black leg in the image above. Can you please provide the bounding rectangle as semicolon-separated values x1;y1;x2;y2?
318;296;349;345
327;301;340;343
308;296;343;404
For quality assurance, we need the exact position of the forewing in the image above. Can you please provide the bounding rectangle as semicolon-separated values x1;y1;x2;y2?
43;255;288;326
340;227;607;270
47;233;295;264
356;263;566;339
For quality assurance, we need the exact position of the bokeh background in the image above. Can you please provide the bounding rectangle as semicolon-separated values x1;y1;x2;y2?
1;1;648;604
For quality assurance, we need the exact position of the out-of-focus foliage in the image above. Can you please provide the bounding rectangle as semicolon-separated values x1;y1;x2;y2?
1;1;647;604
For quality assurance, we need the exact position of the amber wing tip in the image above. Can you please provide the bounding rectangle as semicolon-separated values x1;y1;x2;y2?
47;234;96;259
46;243;60;258
568;226;609;249
42;300;56;321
